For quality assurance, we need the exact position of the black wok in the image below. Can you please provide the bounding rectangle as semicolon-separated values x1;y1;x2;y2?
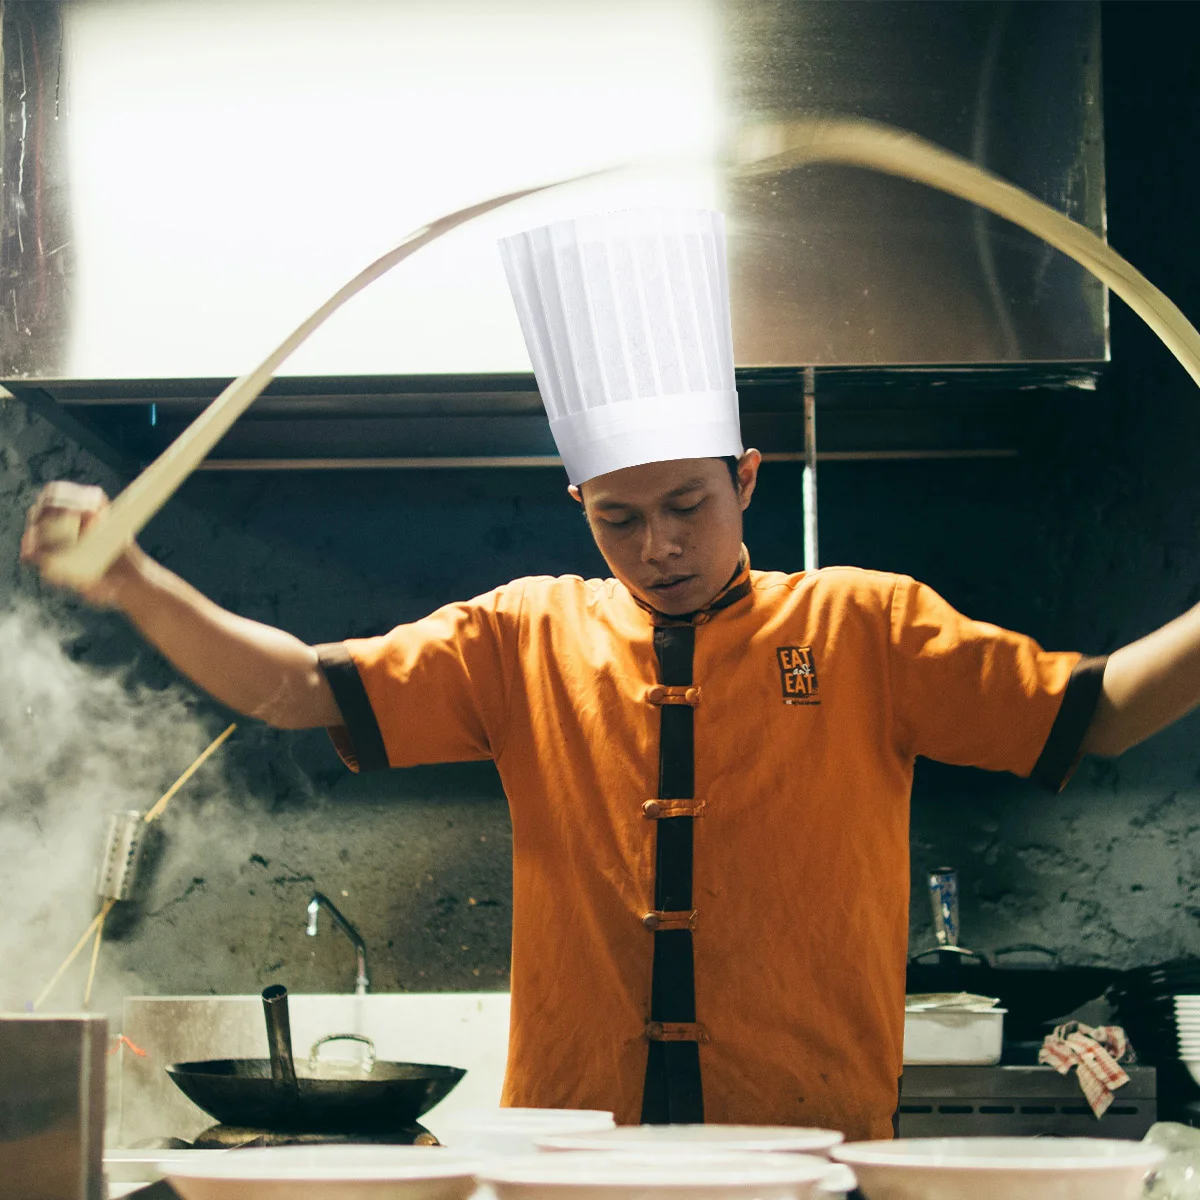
166;1056;465;1133
167;985;466;1133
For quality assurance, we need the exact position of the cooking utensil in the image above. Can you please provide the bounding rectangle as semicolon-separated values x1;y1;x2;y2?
261;985;300;1100
166;987;465;1133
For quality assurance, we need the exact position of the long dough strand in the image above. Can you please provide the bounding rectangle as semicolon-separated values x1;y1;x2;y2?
42;119;1200;588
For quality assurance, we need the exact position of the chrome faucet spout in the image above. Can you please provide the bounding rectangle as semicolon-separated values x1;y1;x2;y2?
305;891;371;995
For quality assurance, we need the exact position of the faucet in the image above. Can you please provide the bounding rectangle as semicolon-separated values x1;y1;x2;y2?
306;892;370;995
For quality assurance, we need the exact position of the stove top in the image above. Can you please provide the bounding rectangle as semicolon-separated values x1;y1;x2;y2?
190;1122;438;1148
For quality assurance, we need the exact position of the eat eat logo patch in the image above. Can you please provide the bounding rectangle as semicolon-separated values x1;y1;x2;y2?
776;645;820;705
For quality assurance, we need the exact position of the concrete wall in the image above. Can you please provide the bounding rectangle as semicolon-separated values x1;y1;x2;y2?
2;3;1199;1016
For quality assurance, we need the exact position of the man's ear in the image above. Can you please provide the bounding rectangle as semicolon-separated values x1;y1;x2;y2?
736;448;762;512
568;484;583;506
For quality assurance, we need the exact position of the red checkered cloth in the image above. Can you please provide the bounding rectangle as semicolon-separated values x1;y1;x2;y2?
1038;1022;1132;1117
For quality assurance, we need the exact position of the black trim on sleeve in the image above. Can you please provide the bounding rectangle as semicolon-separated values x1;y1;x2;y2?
316;643;391;773
1029;655;1109;792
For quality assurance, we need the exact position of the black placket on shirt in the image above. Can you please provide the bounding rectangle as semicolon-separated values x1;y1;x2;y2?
640;622;704;1123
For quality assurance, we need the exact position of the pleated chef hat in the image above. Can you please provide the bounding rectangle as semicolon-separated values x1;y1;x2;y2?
498;208;742;485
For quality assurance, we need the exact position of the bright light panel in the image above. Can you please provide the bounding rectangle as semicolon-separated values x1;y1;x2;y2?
63;0;722;377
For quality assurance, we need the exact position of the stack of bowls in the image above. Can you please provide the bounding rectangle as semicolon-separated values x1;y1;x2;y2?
1175;994;1200;1084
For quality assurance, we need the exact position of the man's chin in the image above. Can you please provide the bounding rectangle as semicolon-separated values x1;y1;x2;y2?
637;579;716;615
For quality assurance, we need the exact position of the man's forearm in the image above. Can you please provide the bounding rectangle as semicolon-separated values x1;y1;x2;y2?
113;550;343;729
1082;601;1200;756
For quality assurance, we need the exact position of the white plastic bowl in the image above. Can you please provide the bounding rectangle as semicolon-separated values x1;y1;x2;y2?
436;1108;615;1156
534;1124;844;1156
1182;1059;1200;1086
817;1163;858;1197
479;1150;832;1200
832;1137;1165;1200
160;1145;479;1200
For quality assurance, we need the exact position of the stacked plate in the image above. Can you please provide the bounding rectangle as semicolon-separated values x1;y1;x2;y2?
1175;994;1200;1083
1111;958;1200;1065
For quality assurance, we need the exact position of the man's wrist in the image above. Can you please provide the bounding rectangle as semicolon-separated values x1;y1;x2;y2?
105;544;156;612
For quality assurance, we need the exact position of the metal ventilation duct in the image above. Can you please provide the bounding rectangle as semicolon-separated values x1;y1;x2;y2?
0;0;1103;466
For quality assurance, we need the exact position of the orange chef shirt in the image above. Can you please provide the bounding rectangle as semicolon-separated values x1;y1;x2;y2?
317;554;1104;1140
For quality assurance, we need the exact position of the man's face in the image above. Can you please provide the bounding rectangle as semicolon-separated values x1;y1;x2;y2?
571;451;761;615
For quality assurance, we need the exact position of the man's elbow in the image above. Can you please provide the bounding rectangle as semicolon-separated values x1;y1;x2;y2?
247;666;343;730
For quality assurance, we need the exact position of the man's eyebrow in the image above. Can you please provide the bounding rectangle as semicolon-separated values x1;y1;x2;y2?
663;478;708;499
592;479;709;512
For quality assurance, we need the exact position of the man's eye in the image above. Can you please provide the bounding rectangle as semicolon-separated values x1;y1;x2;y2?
603;516;635;528
670;501;704;515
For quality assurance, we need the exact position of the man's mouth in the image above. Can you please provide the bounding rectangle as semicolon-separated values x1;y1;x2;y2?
648;574;695;595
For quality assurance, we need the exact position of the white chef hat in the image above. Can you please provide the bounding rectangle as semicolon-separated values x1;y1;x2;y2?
498;207;742;486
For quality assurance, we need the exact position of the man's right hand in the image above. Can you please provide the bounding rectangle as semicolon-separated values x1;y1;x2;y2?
20;480;342;728
20;481;146;609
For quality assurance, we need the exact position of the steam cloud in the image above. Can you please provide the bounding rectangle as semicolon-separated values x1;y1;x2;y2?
0;600;240;1014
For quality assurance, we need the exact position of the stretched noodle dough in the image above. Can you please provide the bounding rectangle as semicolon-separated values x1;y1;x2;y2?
43;118;1200;587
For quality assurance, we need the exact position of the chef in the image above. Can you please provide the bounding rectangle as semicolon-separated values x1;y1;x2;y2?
19;206;1200;1140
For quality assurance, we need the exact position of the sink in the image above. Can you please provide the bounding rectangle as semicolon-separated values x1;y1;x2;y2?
116;993;510;1147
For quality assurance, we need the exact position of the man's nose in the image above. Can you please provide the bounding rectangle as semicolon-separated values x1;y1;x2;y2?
640;516;682;563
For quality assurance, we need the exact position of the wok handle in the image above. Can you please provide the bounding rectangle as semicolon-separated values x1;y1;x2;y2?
993;944;1058;965
308;1033;377;1075
261;984;300;1097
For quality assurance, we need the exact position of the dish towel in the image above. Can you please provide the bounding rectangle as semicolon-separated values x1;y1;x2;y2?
1038;1022;1132;1117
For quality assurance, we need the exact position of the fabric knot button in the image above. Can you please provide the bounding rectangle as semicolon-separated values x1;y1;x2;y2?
642;799;663;818
645;685;702;706
645;1021;665;1040
641;912;661;930
694;612;711;625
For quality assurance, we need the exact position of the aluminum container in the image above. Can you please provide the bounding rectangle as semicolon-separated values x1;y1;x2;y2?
0;1013;107;1200
903;1006;1006;1065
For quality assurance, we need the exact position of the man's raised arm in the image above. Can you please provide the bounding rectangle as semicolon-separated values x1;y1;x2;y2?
1082;600;1200;757
20;482;343;730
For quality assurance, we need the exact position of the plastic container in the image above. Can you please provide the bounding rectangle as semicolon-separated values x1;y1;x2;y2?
903;1005;1006;1065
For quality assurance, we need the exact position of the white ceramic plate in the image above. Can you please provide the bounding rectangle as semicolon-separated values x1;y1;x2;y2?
1182;1059;1200;1087
480;1151;832;1200
160;1145;480;1200
436;1108;616;1156
832;1137;1165;1200
534;1124;844;1155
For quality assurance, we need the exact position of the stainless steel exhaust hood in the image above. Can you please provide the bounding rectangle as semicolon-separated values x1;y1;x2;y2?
1;0;1104;466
